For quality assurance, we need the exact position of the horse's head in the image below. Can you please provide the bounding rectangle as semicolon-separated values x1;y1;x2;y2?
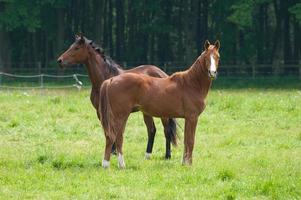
57;34;95;68
202;40;220;80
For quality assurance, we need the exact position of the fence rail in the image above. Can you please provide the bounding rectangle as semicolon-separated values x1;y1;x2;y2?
0;72;89;89
0;64;300;90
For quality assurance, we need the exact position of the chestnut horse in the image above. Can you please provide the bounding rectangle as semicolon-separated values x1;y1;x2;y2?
99;40;220;168
57;35;177;159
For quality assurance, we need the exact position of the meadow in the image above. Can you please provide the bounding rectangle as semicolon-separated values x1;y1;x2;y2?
0;78;301;199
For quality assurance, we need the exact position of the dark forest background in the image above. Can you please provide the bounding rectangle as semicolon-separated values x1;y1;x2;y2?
0;0;300;74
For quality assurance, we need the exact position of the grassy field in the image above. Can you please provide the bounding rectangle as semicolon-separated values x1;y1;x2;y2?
0;79;301;199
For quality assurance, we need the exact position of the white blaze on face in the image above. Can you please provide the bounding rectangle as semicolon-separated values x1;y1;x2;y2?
210;54;217;72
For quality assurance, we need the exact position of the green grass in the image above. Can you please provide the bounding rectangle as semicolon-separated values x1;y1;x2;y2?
0;82;301;199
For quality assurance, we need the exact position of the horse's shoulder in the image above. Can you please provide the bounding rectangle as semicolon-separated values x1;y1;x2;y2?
169;72;185;84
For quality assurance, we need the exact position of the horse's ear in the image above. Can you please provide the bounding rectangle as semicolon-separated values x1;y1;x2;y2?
95;47;101;53
77;35;85;44
75;33;85;43
214;40;220;51
204;40;210;50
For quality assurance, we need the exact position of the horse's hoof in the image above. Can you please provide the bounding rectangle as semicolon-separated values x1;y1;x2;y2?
118;164;126;169
102;160;110;168
145;153;152;160
182;158;192;166
165;155;171;160
118;153;126;169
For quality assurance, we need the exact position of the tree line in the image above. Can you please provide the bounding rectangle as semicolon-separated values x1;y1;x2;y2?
0;0;300;72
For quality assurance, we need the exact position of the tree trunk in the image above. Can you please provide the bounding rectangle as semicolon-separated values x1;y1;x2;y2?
198;0;208;52
127;0;137;65
177;0;184;65
157;0;172;64
108;0;113;56
293;20;300;63
271;0;282;64
56;8;65;54
283;1;292;64
256;4;265;64
103;0;108;48
140;0;149;63
0;30;11;70
116;0;125;61
93;0;103;44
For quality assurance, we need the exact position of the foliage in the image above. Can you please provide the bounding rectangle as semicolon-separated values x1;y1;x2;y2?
0;0;300;69
228;0;256;29
0;0;41;32
289;3;301;23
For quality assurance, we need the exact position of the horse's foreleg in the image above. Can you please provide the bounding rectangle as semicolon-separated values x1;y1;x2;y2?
161;118;171;159
143;114;156;159
182;116;198;165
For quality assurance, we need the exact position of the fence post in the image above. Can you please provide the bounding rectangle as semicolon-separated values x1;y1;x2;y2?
38;61;41;74
299;65;301;80
40;74;44;89
252;62;256;79
0;66;2;87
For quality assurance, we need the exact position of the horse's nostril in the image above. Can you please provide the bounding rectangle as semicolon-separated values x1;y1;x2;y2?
57;59;62;64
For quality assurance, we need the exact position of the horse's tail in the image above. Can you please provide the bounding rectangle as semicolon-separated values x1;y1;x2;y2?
167;118;178;147
99;80;115;142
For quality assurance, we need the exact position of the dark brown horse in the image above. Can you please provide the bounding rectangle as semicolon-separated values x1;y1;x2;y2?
57;35;177;159
99;40;220;168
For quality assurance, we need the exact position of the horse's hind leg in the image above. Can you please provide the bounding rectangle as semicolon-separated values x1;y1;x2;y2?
143;114;156;159
115;114;129;169
97;111;117;155
102;136;114;168
161;118;171;159
116;133;125;169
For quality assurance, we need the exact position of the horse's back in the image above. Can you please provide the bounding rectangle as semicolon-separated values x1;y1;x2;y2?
126;65;168;78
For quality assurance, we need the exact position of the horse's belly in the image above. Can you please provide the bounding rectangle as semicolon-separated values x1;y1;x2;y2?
136;78;184;117
139;96;183;118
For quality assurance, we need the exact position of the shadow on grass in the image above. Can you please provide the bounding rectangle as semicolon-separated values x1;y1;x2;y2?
212;77;301;90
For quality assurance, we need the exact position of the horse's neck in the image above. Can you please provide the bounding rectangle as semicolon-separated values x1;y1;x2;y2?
184;56;212;96
85;54;105;89
85;51;121;90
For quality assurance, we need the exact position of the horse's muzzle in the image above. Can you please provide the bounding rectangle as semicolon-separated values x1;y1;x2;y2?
57;58;69;69
208;71;217;80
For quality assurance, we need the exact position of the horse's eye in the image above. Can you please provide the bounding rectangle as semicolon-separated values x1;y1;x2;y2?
75;47;80;51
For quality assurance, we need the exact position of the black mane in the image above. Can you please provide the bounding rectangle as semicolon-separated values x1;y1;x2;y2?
77;36;123;75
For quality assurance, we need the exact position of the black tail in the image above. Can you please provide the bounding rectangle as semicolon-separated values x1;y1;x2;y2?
167;118;178;146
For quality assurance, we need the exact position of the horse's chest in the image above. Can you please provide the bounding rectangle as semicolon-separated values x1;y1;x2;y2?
184;96;205;114
90;90;99;109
